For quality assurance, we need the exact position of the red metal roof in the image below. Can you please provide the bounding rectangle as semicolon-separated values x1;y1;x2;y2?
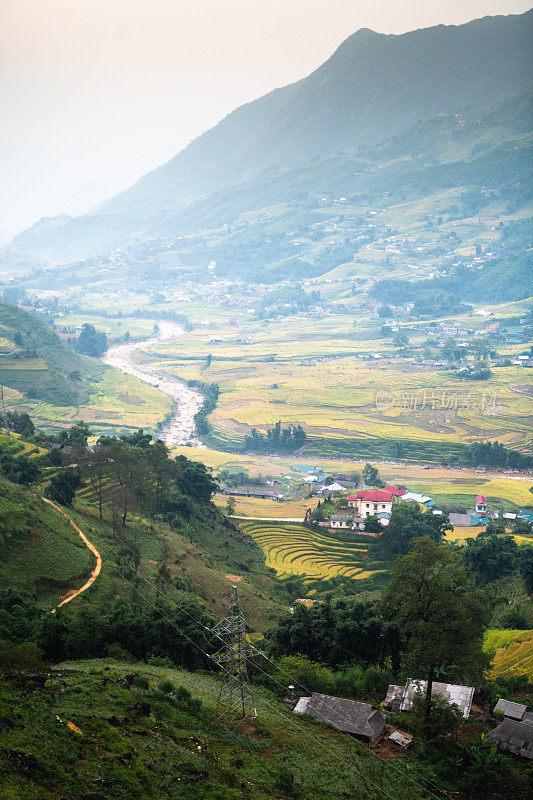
357;490;394;502
384;485;407;497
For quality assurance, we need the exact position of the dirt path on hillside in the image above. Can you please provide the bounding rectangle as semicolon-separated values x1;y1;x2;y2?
43;498;102;613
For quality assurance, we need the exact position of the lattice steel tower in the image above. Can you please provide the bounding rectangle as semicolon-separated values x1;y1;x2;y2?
212;585;256;727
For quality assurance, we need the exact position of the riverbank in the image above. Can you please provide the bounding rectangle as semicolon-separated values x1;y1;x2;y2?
103;321;204;447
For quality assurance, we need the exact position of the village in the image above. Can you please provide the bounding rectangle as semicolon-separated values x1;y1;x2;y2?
285;677;533;759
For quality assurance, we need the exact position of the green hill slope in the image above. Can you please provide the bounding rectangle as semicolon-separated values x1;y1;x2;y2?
0;477;94;606
0;302;98;405
0;659;435;800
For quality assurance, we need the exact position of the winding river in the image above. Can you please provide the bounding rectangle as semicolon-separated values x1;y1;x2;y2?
102;321;204;447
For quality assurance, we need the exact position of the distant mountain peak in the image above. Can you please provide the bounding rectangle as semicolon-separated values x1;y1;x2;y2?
5;9;532;264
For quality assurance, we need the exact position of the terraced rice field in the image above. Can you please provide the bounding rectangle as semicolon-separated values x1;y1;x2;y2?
485;629;533;681
240;521;384;581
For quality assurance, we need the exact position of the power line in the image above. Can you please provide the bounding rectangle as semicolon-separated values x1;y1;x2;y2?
39;486;445;800
9;439;445;797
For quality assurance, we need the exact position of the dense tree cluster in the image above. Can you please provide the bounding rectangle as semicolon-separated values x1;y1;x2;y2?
74;323;108;357
268;599;403;672
244;421;307;454
462;441;533;470
0;411;35;438
0;589;214;671
257;286;321;318
370;502;451;558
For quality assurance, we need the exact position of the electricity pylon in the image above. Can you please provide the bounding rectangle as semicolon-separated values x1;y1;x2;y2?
211;585;256;728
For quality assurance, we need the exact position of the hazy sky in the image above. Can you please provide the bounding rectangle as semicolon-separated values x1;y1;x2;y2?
1;1;530;238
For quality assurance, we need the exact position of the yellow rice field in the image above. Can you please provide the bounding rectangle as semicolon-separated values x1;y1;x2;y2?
485;629;533;681
240;521;384;582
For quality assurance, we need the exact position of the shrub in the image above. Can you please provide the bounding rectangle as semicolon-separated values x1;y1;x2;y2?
106;643;132;661
0;641;46;674
148;655;173;668
158;679;175;694
133;674;149;690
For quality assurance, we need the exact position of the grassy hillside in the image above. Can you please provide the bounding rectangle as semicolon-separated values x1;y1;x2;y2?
0;454;287;633
0;302;97;405
0;303;173;437
0;477;94;606
0;658;438;800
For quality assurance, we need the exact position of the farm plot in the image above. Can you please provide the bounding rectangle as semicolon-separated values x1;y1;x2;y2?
240;521;384;581
485;629;533;682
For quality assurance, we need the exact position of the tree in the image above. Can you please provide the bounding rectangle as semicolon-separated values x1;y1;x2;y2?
0;641;46;674
142;439;175;505
174;455;217;503
392;330;409;349
517;545;533;595
45;469;81;507
75;324;107;357
513;519;532;537
0;411;35;438
381;538;490;722
371;502;450;558
362;463;383;487
364;515;382;533
86;446;111;519
60;421;90;447
0;454;41;485
463;534;518;584
106;444;149;525
225;496;236;516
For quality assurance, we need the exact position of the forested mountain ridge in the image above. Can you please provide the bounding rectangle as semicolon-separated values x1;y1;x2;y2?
5;10;533;265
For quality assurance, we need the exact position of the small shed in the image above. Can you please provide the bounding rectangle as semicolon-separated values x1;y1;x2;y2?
485;719;533;760
294;692;386;742
384;680;474;718
494;699;527;721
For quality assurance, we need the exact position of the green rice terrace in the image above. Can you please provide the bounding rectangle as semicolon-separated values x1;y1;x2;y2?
240;521;386;583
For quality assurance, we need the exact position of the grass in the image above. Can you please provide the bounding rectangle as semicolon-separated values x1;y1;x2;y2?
485;629;533;681
0;659;436;800
240;521;385;582
0;478;94;606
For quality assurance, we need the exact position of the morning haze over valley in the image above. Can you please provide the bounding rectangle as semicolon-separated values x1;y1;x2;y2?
0;3;532;798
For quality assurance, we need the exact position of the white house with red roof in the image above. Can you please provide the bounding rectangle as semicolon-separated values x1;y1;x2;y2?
347;490;394;520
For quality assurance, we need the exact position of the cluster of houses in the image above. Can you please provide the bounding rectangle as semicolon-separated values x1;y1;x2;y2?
323;485;432;534
321;485;533;535
286;681;532;759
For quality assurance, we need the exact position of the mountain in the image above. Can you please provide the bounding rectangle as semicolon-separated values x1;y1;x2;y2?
6;10;533;265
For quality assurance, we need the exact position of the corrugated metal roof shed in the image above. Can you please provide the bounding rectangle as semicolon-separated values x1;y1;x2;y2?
294;692;386;741
494;699;527;720
486;719;533;759
384;680;474;718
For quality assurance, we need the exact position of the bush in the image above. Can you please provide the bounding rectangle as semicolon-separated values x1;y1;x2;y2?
148;655;174;668
158;679;175;694
106;643;132;661
0;641;46;674
133;674;149;690
403;690;462;740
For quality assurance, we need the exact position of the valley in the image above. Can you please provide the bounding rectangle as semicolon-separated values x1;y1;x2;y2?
0;9;532;799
